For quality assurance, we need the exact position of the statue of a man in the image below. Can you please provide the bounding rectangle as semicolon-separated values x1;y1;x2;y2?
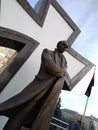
0;41;69;130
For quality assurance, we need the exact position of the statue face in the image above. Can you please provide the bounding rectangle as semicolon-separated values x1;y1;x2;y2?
57;43;67;53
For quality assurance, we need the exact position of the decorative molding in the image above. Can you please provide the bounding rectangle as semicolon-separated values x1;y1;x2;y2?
67;48;94;90
16;0;80;45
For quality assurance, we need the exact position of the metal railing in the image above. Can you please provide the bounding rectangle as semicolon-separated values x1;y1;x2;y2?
50;117;69;130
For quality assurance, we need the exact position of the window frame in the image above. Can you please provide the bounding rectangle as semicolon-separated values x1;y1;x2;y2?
0;27;39;92
17;0;49;27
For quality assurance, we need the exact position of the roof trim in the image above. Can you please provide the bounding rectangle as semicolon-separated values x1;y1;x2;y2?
16;0;81;45
67;48;94;90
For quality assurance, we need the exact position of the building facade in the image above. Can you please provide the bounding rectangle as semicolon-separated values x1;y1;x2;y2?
0;0;94;129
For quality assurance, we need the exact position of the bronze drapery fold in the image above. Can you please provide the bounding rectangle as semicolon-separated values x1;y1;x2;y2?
31;78;64;130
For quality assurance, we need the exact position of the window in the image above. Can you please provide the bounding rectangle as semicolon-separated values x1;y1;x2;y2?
17;0;48;26
0;27;39;92
27;0;44;13
0;47;18;74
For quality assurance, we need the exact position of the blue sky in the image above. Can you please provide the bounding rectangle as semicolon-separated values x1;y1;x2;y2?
28;0;98;118
56;0;98;118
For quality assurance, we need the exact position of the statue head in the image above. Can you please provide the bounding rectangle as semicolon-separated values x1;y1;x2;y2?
57;41;68;53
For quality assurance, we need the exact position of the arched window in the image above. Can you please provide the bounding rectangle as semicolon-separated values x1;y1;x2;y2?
0;27;39;92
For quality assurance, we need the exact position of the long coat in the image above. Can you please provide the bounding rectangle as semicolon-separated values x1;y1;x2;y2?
0;48;68;129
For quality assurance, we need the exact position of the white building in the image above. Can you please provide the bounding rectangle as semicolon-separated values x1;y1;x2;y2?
0;0;94;129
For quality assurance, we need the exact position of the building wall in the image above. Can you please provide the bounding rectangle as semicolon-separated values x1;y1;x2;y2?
0;0;87;129
0;0;83;101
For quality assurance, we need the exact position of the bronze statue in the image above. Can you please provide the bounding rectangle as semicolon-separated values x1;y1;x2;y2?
0;41;69;130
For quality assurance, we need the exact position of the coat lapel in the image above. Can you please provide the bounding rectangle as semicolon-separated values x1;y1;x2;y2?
54;52;60;66
53;51;64;68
